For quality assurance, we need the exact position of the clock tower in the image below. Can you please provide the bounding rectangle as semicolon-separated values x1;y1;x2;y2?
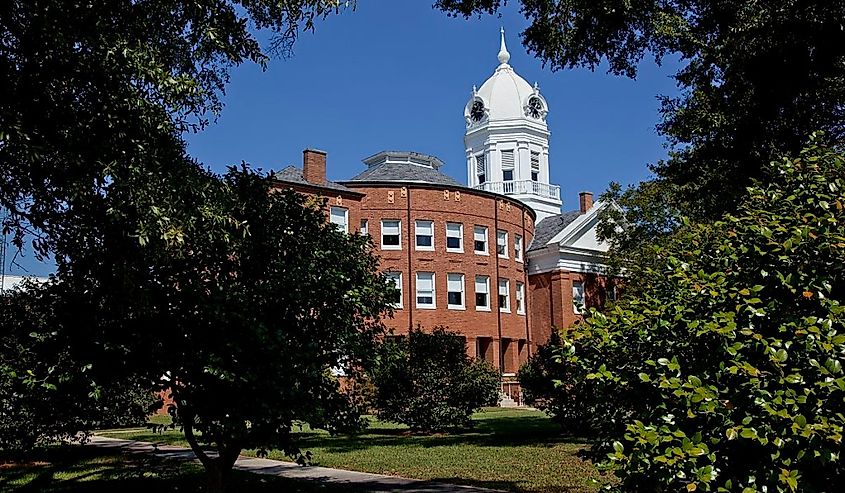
464;29;562;222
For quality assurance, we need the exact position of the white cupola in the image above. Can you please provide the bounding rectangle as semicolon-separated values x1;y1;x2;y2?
464;29;562;222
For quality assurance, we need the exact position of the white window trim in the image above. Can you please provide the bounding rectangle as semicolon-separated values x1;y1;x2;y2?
515;234;523;263
360;219;369;236
415;220;435;251
330;206;349;234
381;219;402;251
447;273;465;310
498;279;510;313
474;226;489;256
516;282;525;315
446;222;464;253
416;272;436;309
497;230;509;259
386;272;403;309
475;275;491;312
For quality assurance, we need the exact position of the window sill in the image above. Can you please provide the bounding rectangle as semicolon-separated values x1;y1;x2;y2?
517;311;525;316
415;246;435;252
474;251;489;256
499;309;511;314
416;305;437;310
381;245;402;251
446;249;464;254
447;305;466;311
476;307;491;312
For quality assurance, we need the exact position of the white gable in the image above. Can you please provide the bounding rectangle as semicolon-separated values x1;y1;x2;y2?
527;200;618;275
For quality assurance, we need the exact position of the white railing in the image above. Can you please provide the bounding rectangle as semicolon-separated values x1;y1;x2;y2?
474;180;561;200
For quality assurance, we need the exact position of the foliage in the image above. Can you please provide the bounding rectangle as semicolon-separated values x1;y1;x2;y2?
517;331;592;435
543;138;845;492
373;326;500;432
0;283;157;453
0;0;355;257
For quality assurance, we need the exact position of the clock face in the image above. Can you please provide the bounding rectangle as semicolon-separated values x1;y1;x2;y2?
527;96;544;119
470;100;486;122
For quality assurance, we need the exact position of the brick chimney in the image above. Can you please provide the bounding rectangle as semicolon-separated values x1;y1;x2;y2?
579;191;593;214
302;148;327;185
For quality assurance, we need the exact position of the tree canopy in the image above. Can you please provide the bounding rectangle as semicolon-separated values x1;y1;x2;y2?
536;138;845;492
0;0;354;260
436;0;845;232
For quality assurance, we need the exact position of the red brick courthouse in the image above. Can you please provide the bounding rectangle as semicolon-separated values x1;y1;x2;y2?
272;32;617;404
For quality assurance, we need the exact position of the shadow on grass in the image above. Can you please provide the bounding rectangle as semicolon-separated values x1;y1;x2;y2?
292;413;592;455
0;447;361;493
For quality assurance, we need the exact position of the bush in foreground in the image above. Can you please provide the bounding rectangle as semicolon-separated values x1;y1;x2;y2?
546;137;845;492
373;326;500;432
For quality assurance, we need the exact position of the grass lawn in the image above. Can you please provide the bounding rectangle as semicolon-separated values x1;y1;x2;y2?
0;446;361;492
98;408;603;493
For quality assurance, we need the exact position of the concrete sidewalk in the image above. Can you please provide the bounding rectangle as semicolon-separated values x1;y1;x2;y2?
87;436;502;493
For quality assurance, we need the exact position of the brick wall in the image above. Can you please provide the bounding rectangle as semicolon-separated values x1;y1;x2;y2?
347;182;536;373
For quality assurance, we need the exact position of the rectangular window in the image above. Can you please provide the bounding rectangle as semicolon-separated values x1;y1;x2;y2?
530;151;540;181
381;220;401;250
416;272;436;308
474;226;488;254
497;230;508;258
446;222;463;252
385;272;402;308
415;220;434;250
501;149;515;181
329;206;348;233
360;219;368;236
572;280;585;314
476;153;487;184
516;282;525;314
498;279;510;312
607;284;617;302
475;275;490;311
514;234;523;262
447;273;465;309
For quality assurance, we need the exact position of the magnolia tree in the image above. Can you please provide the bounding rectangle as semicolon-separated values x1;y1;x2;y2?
147;170;394;492
541;138;845;492
17;165;394;493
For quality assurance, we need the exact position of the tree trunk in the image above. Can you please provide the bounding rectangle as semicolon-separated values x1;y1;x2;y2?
205;461;229;493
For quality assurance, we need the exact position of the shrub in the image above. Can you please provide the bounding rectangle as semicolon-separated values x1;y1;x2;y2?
0;284;158;452
517;331;592;434
548;137;845;492
373;326;500;432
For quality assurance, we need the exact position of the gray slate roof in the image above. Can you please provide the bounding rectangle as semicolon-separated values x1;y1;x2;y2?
272;166;355;193
528;210;582;251
343;162;462;187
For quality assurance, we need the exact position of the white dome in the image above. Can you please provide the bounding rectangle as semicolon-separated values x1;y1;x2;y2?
476;66;536;121
464;29;548;125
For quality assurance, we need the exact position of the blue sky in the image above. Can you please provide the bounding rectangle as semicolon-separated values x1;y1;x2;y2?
7;0;680;278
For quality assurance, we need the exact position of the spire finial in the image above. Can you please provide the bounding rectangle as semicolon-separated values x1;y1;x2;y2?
498;27;510;65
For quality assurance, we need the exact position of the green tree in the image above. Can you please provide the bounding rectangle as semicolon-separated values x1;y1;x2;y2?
0;0;353;257
544;138;845;492
373;326;500;432
131;169;393;492
436;0;845;249
0;281;156;453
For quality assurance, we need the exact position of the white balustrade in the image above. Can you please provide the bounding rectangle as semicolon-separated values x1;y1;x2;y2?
474;180;560;200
